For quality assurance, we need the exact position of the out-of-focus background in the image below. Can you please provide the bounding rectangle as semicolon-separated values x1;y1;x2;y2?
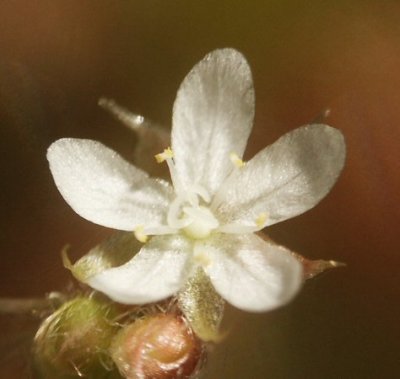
1;1;399;378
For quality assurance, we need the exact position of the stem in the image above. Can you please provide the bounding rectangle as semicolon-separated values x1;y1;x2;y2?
0;292;64;315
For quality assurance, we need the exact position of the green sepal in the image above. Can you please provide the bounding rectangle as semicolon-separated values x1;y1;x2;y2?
177;268;225;342
63;232;142;283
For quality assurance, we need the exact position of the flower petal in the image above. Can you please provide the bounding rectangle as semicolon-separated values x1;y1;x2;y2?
87;235;192;304
200;233;302;312
213;124;346;227
47;138;173;231
172;48;255;195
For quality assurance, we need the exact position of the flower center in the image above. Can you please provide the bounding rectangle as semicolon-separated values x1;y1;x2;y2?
167;191;220;240
151;147;268;241
156;147;220;239
182;205;219;239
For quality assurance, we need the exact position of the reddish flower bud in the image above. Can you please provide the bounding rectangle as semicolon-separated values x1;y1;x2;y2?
111;313;204;379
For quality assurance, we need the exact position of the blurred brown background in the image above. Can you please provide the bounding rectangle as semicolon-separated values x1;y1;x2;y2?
0;1;399;378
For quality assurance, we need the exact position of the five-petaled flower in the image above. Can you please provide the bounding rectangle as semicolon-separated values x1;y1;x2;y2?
47;49;345;312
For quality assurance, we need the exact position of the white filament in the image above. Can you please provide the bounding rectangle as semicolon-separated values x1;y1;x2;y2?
164;156;220;239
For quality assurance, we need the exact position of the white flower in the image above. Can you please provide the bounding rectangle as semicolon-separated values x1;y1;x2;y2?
47;49;345;312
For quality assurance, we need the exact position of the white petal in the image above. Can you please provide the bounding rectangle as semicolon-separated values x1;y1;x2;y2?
47;138;173;231
87;235;192;304
213;124;346;227
201;234;302;312
172;48;255;195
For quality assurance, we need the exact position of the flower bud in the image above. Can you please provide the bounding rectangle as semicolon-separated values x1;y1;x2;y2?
33;296;120;379
110;313;204;379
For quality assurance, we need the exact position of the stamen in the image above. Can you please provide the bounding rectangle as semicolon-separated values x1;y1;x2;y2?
155;147;174;163
193;243;213;267
194;251;212;267
134;226;148;243
155;147;184;193
218;223;260;234
229;152;245;168
255;212;268;228
145;226;177;235
218;213;268;235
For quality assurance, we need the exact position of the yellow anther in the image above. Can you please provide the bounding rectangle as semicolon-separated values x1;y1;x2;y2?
229;152;245;168
194;252;212;267
155;147;174;163
255;212;268;228
134;226;148;243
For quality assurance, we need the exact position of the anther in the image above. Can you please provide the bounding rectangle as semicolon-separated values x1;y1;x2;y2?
255;212;268;228
229;152;245;168
134;226;148;243
194;251;212;267
155;147;174;163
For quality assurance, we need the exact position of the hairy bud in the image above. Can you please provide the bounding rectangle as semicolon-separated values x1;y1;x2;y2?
33;296;120;379
110;313;204;379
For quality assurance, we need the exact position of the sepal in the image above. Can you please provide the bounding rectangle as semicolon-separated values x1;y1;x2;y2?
62;232;141;283
177;268;225;342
